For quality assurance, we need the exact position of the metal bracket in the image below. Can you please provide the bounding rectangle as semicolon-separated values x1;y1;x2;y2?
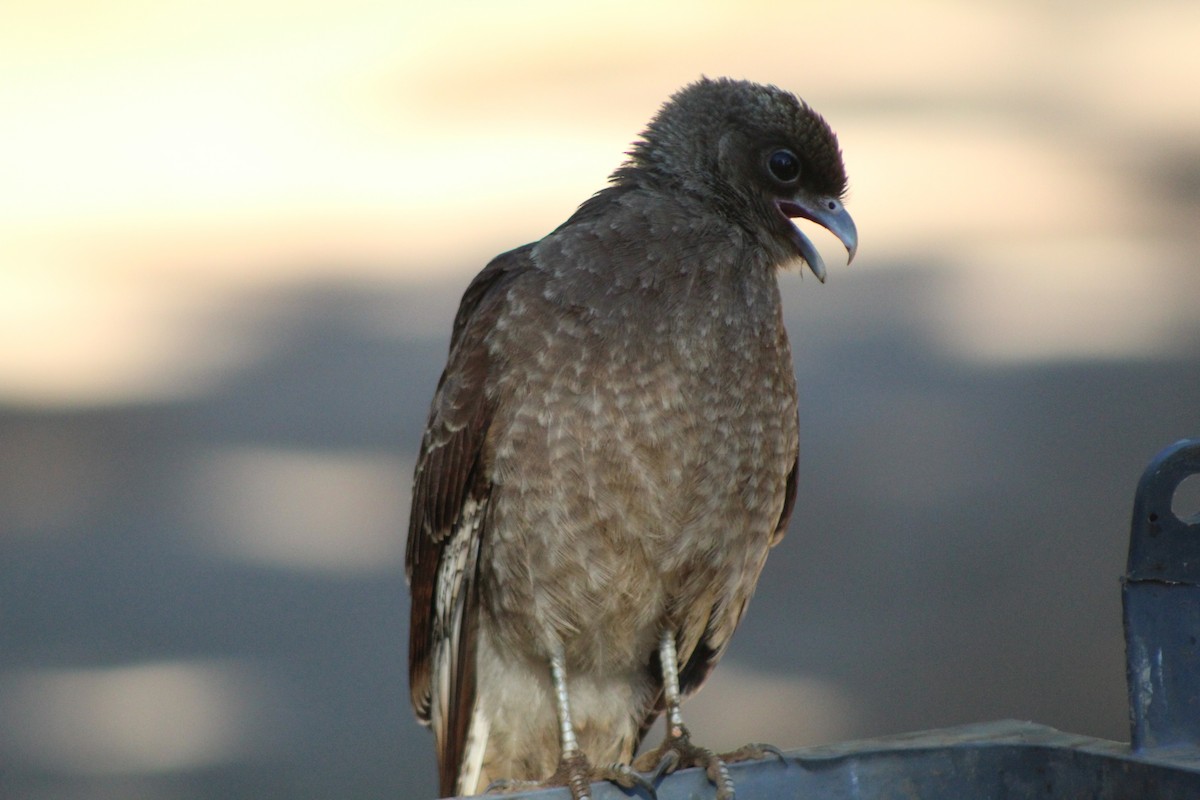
1124;437;1200;752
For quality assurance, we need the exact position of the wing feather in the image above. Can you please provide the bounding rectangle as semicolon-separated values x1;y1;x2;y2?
406;245;532;794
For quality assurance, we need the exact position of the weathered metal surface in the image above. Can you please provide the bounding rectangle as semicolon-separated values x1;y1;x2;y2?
1124;437;1200;752
446;719;1200;799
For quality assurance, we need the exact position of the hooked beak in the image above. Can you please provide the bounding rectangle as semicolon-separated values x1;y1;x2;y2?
775;195;858;283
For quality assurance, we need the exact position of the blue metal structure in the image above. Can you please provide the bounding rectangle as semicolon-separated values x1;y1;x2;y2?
447;439;1200;799
1124;438;1200;754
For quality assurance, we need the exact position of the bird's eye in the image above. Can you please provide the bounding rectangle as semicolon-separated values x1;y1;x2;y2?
767;149;801;183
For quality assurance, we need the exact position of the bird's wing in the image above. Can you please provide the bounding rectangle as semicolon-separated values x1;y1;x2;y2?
406;244;531;795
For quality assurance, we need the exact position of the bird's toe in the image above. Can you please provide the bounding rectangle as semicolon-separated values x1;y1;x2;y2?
635;729;735;800
720;741;787;764
594;762;657;798
550;750;595;800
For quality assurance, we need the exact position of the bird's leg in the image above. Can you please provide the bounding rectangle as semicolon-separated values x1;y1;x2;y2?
551;650;661;798
486;649;654;799
487;649;596;799
548;649;594;800
658;630;694;747
634;631;736;800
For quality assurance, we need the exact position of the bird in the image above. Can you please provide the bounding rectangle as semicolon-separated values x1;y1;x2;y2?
406;76;856;799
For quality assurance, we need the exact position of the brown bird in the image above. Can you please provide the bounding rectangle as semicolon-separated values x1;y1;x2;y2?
406;77;856;799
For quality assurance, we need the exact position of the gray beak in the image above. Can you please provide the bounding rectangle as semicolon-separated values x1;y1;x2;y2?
775;195;858;283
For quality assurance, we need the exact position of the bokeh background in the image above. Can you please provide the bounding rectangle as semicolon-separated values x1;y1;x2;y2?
3;2;1200;798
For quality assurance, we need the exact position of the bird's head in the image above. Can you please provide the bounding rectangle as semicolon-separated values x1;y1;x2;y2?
618;77;857;281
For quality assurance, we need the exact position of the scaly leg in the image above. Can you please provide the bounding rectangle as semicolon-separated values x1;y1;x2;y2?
549;649;594;800
634;631;735;800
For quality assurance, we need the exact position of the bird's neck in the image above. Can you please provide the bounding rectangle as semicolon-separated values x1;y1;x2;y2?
528;187;787;361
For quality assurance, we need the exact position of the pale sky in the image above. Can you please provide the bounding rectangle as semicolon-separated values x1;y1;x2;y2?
2;1;1199;404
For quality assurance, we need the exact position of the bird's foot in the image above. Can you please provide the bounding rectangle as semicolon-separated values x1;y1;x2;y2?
592;761;657;798
485;750;655;800
634;726;734;800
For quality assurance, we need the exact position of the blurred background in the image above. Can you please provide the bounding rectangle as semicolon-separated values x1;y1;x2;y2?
2;1;1199;798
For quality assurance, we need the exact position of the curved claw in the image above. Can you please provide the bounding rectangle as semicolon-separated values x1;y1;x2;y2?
647;748;679;784
637;733;735;800
597;762;657;799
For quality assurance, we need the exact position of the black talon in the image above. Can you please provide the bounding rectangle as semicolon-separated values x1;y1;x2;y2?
649;749;679;784
599;762;658;798
634;728;735;800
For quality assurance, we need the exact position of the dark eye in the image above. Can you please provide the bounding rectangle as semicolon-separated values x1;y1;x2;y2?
767;149;801;183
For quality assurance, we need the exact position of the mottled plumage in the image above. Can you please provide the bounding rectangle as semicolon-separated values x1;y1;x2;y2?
407;77;856;798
